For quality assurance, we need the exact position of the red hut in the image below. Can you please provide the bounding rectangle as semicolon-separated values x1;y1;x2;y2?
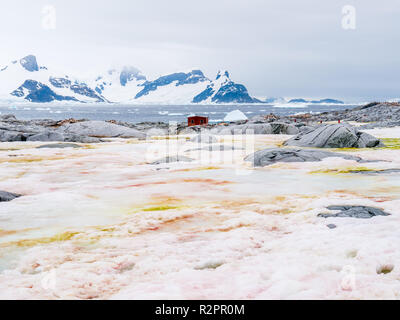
188;115;208;127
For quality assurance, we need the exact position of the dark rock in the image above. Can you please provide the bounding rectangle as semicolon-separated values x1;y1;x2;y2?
19;55;39;72
318;206;390;219
349;169;400;175
0;191;21;202
244;148;363;167
327;224;337;229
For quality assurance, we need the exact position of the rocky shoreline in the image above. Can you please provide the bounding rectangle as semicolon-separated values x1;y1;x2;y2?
0;102;398;143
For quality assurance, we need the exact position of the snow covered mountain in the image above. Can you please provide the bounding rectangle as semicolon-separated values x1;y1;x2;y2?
0;55;106;103
0;55;258;104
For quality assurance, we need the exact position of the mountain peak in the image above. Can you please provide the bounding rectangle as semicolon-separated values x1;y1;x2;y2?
119;66;146;86
216;70;230;80
20;55;39;72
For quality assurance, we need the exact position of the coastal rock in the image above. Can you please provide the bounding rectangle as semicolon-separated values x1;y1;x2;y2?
150;155;194;165
318;206;390;219
0;129;26;142
244;148;362;167
215;122;299;135
64;135;102;143
284;124;383;148
0;191;21;202
59;121;146;139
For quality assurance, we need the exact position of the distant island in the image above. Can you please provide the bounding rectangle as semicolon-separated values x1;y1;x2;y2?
287;98;344;104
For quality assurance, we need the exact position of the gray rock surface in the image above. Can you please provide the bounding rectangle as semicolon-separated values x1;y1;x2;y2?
318;205;390;219
244;148;363;167
58;121;146;139
214;122;299;135
284;124;383;148
27;131;64;142
150;155;194;165
348;168;400;175
0;191;21;202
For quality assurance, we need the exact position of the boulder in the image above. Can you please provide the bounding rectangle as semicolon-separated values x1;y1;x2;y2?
244;148;363;167
284;124;383;148
59;121;146;139
0;191;21;202
318;206;390;219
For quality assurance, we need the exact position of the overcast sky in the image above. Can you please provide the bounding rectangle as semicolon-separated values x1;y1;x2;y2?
0;0;399;101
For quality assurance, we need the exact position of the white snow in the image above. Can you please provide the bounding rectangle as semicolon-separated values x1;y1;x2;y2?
0;130;399;299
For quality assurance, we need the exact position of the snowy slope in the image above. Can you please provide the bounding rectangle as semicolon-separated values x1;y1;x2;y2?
133;70;210;104
90;67;146;103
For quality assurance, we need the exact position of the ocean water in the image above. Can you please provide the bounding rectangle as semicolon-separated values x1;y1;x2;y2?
0;103;355;123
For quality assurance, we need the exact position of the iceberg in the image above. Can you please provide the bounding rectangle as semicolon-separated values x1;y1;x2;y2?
224;109;248;122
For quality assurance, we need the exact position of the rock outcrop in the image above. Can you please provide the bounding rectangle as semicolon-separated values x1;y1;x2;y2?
0;191;21;202
0;116;145;142
318;206;390;219
58;121;146;139
284;124;383;148
244;148;363;167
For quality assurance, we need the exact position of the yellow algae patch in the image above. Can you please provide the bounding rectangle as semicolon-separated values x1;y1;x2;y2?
254;207;294;215
380;138;400;149
2;231;80;248
0;154;83;164
82;144;97;149
142;205;181;212
174;166;222;172
309;167;377;174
